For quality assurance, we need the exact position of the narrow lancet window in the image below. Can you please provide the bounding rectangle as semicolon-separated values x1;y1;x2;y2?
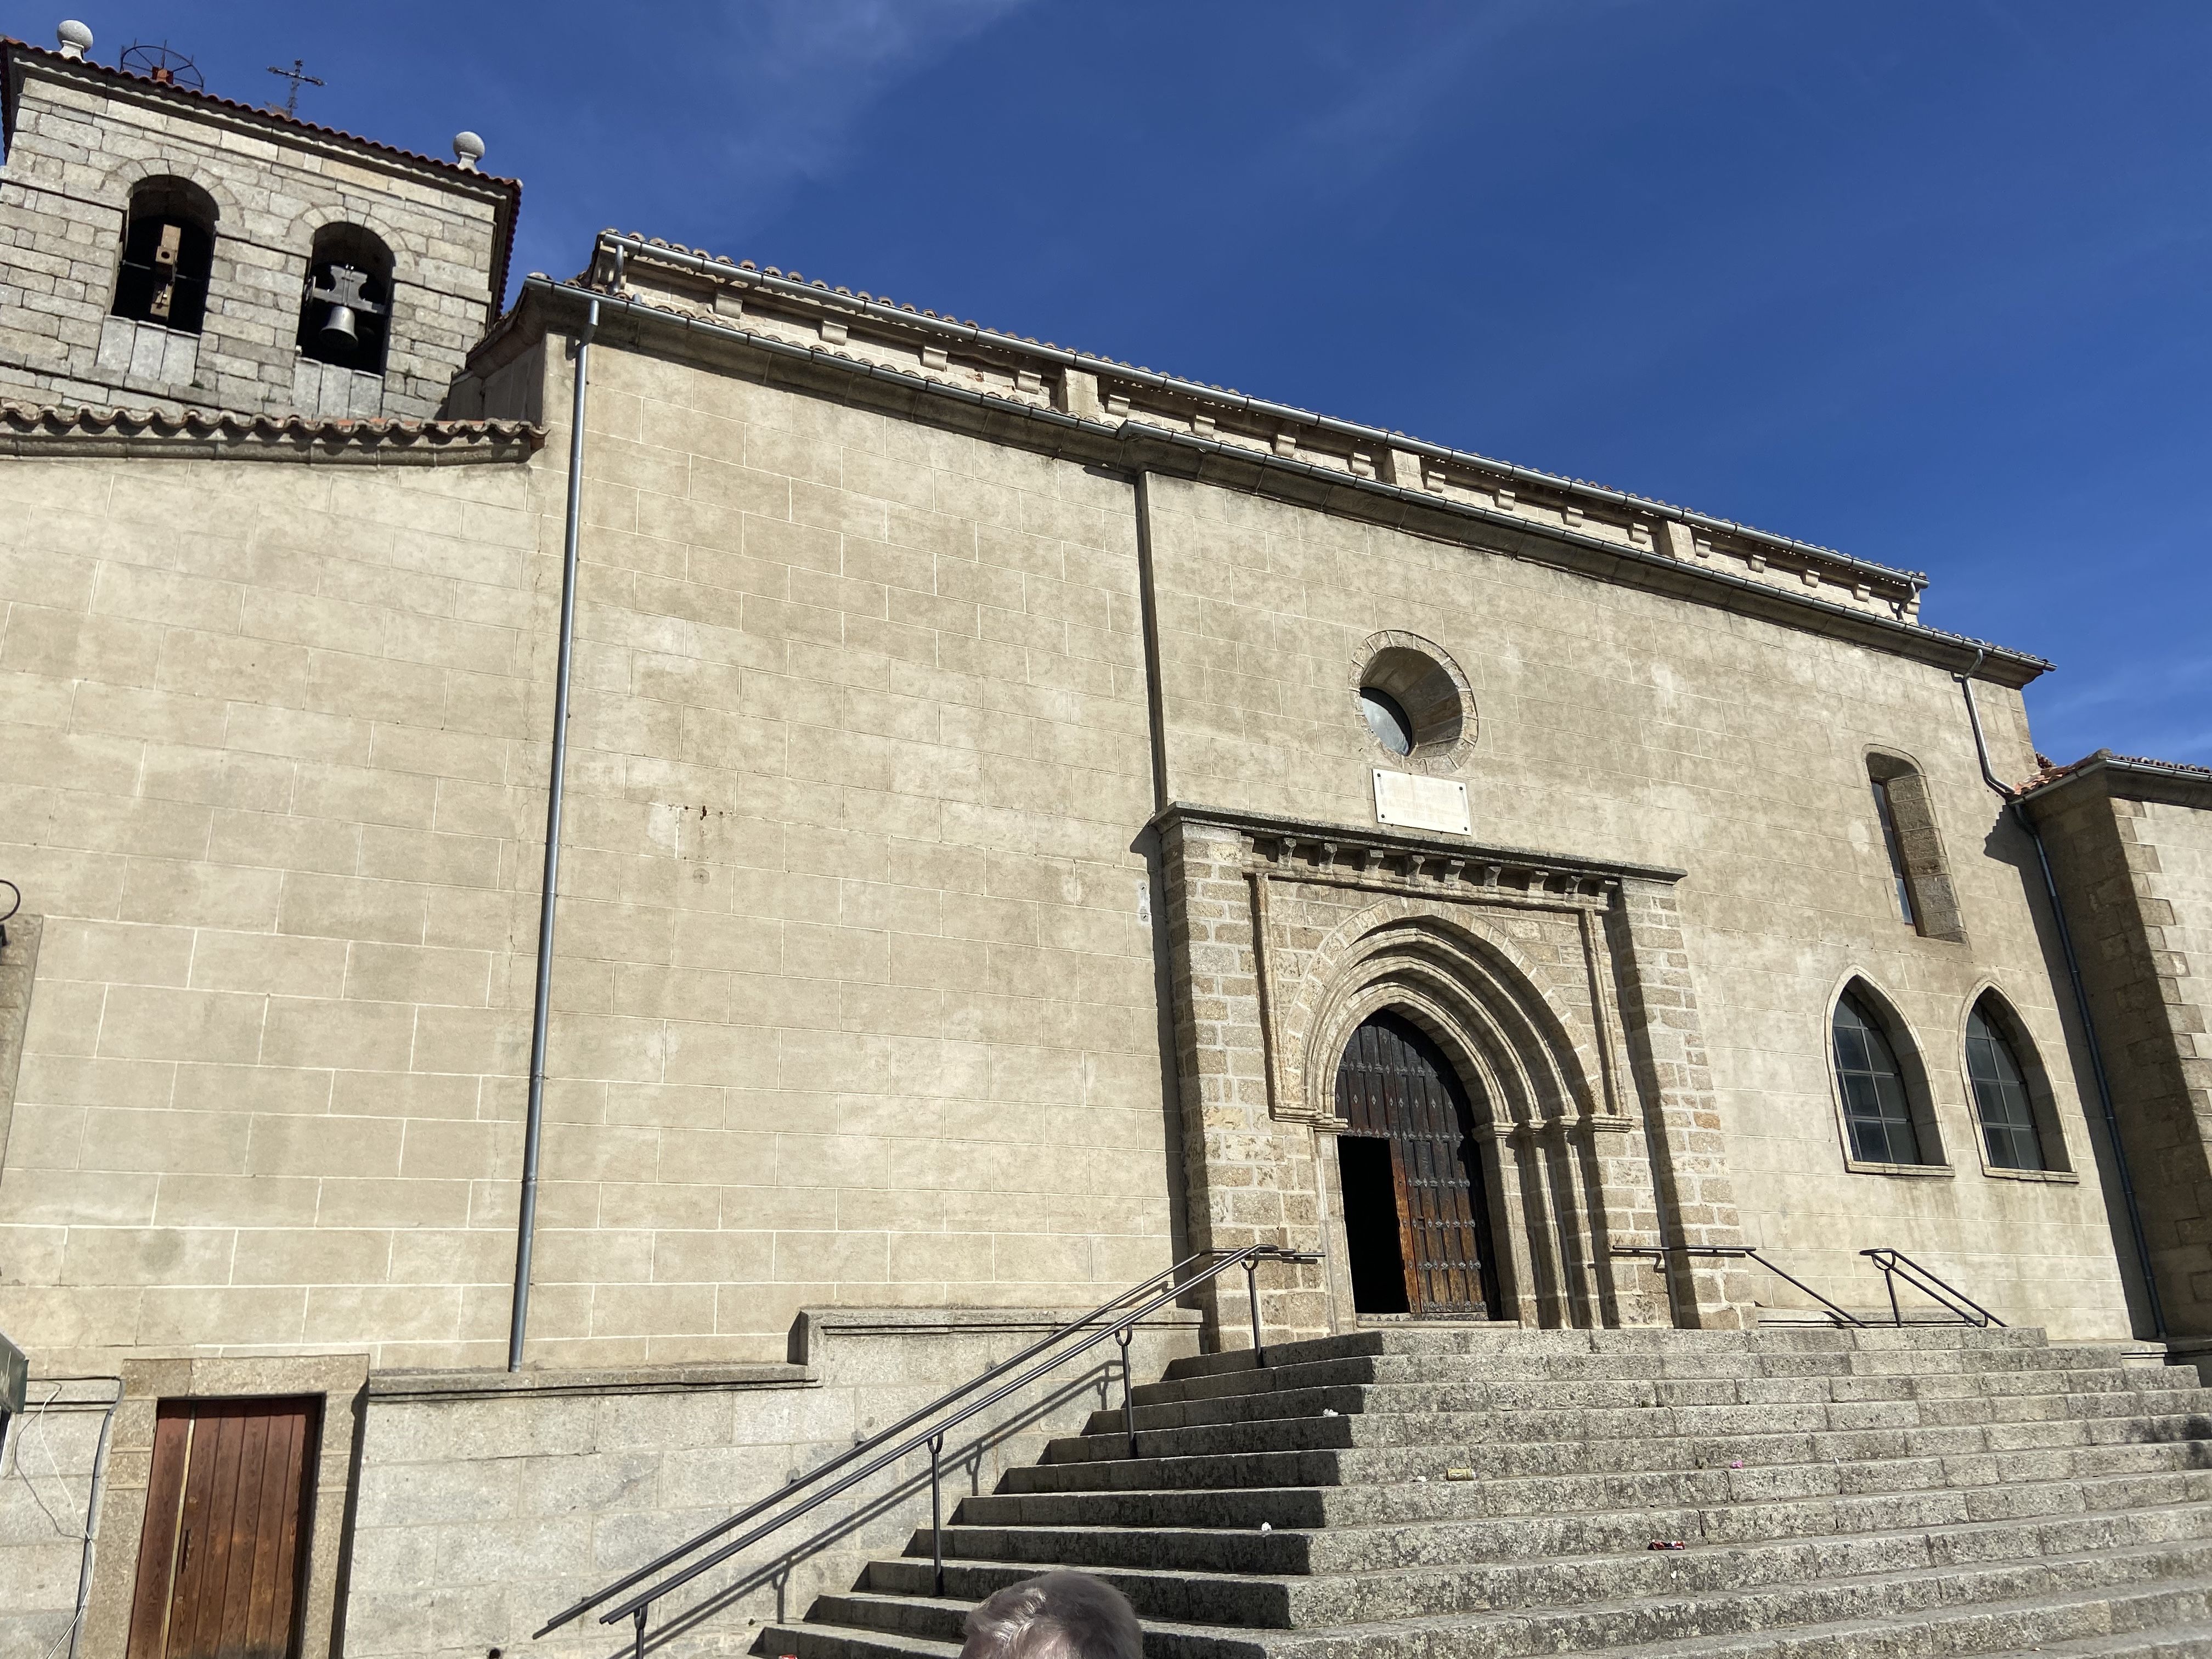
1865;754;1964;941
1872;777;1915;927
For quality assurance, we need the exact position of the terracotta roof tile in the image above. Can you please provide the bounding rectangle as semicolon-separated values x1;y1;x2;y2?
2023;748;2212;793
1;399;544;459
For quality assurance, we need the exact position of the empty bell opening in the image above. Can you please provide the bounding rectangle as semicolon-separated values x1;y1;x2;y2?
318;303;359;347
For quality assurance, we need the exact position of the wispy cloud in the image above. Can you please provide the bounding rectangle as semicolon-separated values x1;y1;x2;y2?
702;0;1032;214
500;0;1032;285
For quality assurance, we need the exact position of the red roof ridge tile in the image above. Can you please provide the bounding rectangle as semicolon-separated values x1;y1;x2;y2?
0;398;545;448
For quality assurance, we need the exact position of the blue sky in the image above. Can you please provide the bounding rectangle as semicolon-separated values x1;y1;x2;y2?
18;2;2210;764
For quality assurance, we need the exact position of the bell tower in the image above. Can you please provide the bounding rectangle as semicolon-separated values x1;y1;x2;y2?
0;22;518;419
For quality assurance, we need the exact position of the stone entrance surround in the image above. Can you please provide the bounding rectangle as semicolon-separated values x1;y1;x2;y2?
1156;805;1758;1344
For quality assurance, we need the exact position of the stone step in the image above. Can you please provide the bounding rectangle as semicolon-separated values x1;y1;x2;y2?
759;1583;2212;1659
1088;1370;2211;1442
965;1438;2212;1532
1044;1388;2212;1468
1981;1613;2212;1656
1002;1410;2212;1496
1159;1326;2053;1384
1538;1576;2212;1659
916;1468;2212;1577
1115;1353;2185;1433
781;1536;2212;1657
853;1500;2212;1628
1133;1342;2141;1410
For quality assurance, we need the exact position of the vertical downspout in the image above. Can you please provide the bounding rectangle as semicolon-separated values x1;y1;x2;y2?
67;1382;120;1659
1957;653;2165;1339
508;290;599;1372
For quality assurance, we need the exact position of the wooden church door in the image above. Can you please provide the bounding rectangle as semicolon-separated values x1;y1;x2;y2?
1333;1011;1501;1319
126;1397;319;1659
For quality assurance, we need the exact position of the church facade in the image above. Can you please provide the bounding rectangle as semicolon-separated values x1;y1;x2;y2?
4;29;2211;1659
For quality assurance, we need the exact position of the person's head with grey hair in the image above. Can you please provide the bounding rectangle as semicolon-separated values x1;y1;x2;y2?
958;1570;1144;1659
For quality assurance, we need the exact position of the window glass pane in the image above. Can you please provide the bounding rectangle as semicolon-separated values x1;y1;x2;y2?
1872;779;1917;928
1832;992;1927;1165
1966;1005;2045;1171
1360;687;1414;756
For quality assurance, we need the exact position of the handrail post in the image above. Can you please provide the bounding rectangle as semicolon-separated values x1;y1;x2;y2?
631;1605;646;1659
928;1431;945;1599
1244;1254;1266;1367
1116;1323;1137;1458
1880;1253;1903;1327
557;1245;1319;1640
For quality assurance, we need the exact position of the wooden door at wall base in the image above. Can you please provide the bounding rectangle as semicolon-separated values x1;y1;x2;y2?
126;1397;319;1659
1335;1011;1502;1319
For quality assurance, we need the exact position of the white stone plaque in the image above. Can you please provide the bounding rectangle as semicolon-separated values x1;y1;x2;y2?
1373;770;1470;835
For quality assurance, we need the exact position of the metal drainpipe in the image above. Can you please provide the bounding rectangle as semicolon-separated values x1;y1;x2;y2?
1956;652;2166;1340
67;1382;119;1659
507;287;600;1372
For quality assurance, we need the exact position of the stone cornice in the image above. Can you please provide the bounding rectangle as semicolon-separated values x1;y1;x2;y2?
1153;801;1686;892
366;1362;811;1401
0;400;545;464
583;237;1917;585
498;270;2050;689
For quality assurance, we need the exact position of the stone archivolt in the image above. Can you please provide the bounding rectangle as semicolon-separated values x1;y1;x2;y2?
1167;810;1697;1331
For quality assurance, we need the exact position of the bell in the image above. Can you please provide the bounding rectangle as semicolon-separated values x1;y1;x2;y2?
318;303;359;348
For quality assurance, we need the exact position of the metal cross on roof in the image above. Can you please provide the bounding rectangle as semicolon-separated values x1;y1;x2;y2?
267;58;324;117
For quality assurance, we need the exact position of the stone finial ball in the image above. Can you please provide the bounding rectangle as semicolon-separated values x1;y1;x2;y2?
452;131;487;168
57;19;94;58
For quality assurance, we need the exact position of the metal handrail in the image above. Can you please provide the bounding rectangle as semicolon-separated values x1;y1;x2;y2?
1612;1245;1866;1328
536;1244;1319;1654
1861;1248;2004;1328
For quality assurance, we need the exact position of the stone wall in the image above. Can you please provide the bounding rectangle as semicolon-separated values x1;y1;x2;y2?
340;1308;1198;1659
0;47;513;418
0;446;552;1370
0;326;1183;1375
2029;762;2212;1341
0;1375;115;1659
489;341;1176;1368
1140;473;2130;1336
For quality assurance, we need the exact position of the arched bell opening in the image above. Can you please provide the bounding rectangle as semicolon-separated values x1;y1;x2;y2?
112;176;218;334
296;223;394;375
1331;1008;1503;1321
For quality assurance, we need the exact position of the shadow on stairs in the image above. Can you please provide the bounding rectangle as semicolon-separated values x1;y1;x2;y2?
756;1324;2212;1658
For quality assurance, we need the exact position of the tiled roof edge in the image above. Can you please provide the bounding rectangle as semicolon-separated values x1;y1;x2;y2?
595;230;1931;592
0;399;545;462
2021;749;2212;800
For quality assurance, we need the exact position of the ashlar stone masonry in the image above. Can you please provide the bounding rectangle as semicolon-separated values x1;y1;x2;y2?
3;43;2211;1659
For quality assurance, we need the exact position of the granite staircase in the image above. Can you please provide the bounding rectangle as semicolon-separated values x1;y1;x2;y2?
759;1325;2212;1658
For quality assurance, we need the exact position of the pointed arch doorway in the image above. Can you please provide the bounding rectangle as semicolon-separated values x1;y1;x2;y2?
1333;1011;1502;1319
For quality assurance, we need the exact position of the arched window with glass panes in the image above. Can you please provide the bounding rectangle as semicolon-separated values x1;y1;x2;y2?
1831;985;1943;1169
1965;994;2056;1172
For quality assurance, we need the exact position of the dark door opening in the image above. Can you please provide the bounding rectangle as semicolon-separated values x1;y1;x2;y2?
1336;1136;1410;1313
127;1396;319;1659
1334;1010;1502;1319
